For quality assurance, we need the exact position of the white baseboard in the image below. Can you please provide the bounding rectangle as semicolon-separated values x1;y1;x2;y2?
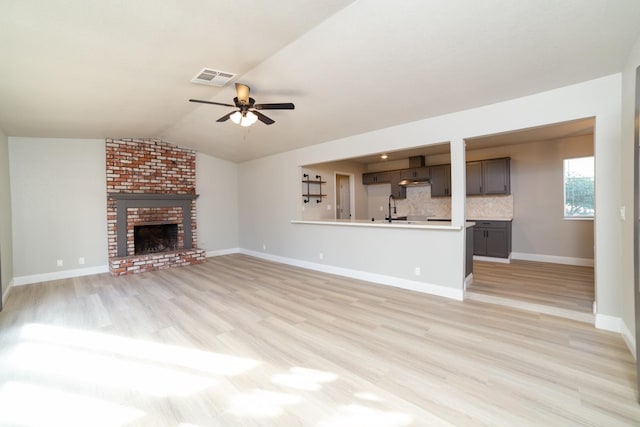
595;313;621;333
473;255;511;264
511;252;594;267
621;320;636;361
240;249;464;301
12;265;110;286
464;273;473;291
10;247;243;287
206;248;241;257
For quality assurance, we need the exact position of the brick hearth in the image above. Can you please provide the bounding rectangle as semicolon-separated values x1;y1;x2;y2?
106;138;205;276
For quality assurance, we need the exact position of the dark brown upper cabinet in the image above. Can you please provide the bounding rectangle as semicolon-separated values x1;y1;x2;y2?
466;157;510;196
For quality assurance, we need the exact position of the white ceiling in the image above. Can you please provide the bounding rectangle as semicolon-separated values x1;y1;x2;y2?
1;1;638;163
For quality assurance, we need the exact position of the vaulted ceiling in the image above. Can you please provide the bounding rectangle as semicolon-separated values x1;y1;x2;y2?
1;1;639;162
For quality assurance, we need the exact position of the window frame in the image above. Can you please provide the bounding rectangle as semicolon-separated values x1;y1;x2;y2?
563;155;595;220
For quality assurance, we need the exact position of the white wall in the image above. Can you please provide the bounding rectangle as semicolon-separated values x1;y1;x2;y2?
196;152;239;252
620;34;640;347
9;138;108;278
0;128;13;306
238;74;622;320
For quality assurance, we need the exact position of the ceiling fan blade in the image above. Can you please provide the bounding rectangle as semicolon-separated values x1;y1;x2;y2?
252;110;275;125
253;102;295;110
189;99;235;107
216;111;235;122
235;83;250;105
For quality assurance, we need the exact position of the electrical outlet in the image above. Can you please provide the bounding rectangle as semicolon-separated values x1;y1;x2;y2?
620;206;626;220
414;267;421;276
319;252;324;260
327;204;332;210
379;206;383;211
78;257;85;265
56;259;63;267
262;243;266;251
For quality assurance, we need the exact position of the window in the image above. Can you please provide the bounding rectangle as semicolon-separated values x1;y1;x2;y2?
563;156;594;218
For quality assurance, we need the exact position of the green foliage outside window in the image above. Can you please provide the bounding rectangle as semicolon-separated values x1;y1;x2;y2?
564;157;594;218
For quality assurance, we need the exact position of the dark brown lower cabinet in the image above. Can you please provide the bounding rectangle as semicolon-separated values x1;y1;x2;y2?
472;220;512;258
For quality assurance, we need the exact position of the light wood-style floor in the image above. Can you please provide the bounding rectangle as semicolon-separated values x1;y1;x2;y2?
0;254;637;426
467;260;595;321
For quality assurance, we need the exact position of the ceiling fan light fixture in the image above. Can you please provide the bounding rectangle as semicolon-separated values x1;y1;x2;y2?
230;111;242;125
190;83;294;126
230;110;258;127
241;111;258;127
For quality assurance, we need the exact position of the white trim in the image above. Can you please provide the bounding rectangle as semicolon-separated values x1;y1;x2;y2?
473;255;511;264
595;313;621;333
12;265;110;286
510;252;594;267
2;279;13;307
465;291;594;324
206;248;241;258
240;249;464;301
464;273;473;291
621;320;636;361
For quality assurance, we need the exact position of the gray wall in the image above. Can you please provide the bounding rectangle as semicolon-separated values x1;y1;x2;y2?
9;138;108;277
196;152;239;251
301;160;368;220
0;128;13;306
238;76;621;311
8;138;241;281
621;34;640;344
466;135;594;261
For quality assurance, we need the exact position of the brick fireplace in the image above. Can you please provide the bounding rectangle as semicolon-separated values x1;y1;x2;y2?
106;138;206;276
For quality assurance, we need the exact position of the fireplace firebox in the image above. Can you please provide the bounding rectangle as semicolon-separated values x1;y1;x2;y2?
134;224;178;255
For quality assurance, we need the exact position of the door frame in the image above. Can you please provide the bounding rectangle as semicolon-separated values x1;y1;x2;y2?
334;172;355;220
633;65;639;400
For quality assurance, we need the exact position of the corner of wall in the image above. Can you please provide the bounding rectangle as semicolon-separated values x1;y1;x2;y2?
1;278;13;308
621;319;637;361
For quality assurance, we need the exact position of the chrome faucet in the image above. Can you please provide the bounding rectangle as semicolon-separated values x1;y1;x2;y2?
388;194;396;222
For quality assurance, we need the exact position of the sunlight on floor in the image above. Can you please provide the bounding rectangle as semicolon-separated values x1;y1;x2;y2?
20;323;260;376
271;366;339;391
8;342;214;397
0;381;144;427
354;391;385;402
318;404;413;427
0;322;415;425
227;389;303;418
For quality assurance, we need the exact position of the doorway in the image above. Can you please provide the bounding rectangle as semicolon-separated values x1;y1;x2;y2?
335;173;353;219
464;120;596;321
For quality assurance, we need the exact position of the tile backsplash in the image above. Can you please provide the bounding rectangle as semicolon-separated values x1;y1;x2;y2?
394;185;513;219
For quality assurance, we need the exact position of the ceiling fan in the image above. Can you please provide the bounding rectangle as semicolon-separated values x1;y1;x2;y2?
189;83;295;127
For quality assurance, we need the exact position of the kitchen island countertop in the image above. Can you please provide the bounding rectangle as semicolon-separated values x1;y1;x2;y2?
292;219;475;230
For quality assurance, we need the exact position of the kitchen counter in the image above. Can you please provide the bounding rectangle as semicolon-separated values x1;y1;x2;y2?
429;217;513;221
292;219;476;230
467;217;513;221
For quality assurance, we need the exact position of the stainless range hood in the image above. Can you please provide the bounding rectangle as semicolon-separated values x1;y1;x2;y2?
398;179;429;186
398;156;430;186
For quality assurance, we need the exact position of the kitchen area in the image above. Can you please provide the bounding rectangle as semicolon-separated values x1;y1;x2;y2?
296;124;594;317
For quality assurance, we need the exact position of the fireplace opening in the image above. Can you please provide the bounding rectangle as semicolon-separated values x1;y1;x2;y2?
134;224;178;255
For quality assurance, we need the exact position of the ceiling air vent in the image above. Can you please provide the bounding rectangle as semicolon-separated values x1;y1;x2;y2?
190;68;236;87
